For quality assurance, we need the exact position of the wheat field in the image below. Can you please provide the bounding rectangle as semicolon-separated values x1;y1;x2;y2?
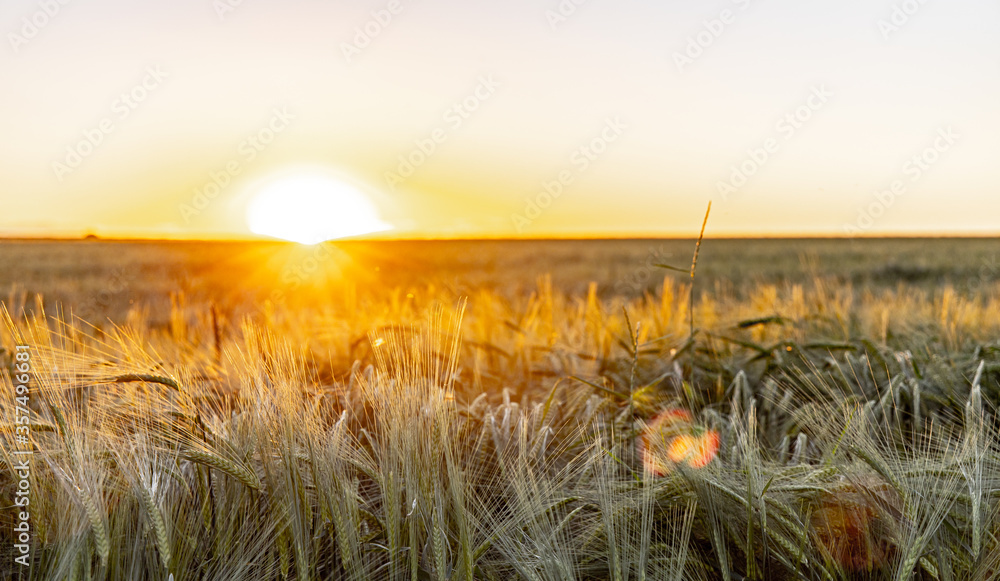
2;238;1000;580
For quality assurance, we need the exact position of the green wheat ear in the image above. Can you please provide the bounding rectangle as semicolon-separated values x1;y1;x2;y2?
183;448;261;490
80;484;110;567
139;484;171;570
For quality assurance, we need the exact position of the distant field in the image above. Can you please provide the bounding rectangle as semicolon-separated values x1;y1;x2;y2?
2;237;998;324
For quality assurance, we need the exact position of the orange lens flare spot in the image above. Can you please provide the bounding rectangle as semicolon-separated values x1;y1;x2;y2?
667;434;698;463
811;482;898;572
687;431;720;468
639;407;719;475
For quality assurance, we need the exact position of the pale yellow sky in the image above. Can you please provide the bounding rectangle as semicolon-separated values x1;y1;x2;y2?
1;0;999;239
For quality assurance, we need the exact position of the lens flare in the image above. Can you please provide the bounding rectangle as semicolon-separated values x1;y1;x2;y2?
639;407;719;476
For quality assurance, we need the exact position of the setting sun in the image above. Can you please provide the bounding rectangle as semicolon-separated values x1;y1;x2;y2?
245;173;392;245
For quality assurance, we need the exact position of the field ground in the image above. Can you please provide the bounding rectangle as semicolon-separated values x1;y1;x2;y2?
2;237;1000;580
3;238;999;323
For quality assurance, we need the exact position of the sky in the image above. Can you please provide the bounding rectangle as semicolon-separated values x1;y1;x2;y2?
1;0;998;240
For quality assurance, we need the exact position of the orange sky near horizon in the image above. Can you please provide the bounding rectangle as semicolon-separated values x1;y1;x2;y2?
1;0;999;241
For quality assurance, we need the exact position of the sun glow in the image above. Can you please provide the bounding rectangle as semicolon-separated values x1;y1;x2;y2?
246;174;392;244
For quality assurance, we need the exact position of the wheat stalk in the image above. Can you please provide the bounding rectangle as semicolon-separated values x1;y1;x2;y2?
139;484;172;571
78;484;110;567
183;449;261;490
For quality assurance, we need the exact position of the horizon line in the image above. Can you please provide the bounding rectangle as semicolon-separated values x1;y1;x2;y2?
2;232;999;243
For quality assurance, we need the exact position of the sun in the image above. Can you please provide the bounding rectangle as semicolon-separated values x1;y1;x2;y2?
245;173;392;245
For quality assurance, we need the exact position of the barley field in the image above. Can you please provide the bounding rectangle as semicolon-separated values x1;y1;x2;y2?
2;237;1000;580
